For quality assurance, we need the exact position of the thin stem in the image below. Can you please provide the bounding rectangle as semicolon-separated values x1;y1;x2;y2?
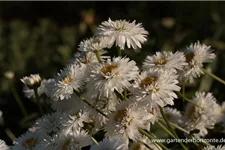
75;91;108;118
11;84;28;117
159;106;188;150
91;136;99;146
5;128;17;142
117;48;122;56
94;51;102;63
138;128;169;150
156;121;176;138
159;118;189;134
34;89;44;115
201;67;225;86
177;91;203;109
123;88;127;101
182;80;186;100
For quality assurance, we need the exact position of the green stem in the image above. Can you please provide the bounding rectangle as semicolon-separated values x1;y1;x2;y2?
94;51;102;63
177;91;203;109
117;48;122;56
11;84;28;117
156;121;176;138
34;89;44;115
201;67;225;86
138;128;169;150
159;106;188;150
74;91;108;118
123;88;127;101
182;80;186;100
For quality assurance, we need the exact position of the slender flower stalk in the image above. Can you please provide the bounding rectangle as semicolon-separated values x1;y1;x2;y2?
34;88;44;115
94;51;102;63
177;91;203;109
156;121;176;138
159;106;188;150
138;128;169;150
201;67;225;86
11;84;28;117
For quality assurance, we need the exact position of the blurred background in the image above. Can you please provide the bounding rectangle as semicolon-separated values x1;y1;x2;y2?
1;1;225;146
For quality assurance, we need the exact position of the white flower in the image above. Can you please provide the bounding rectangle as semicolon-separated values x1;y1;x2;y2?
78;36;107;52
87;57;139;98
23;79;54;98
181;41;216;83
12;132;40;150
39;129;91;150
62;109;90;136
21;74;41;89
142;51;187;73
90;138;127;150
203;145;225;150
34;111;67;137
105;101;151;144
163;107;183;125
0;140;10;150
133;70;180;107
183;92;220;137
96;18;148;50
51;64;86;101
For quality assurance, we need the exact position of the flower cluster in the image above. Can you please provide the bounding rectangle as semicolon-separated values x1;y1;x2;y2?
2;18;225;150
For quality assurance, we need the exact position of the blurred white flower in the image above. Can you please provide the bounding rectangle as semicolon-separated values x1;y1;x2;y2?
142;51;187;73
90;138;127;150
78;36;108;52
23;79;54;98
0;139;10;150
39;129;91;150
21;74;41;89
12;132;40;150
96;18;148;50
181;41;216;83
203;145;225;150
183;92;220;137
129;136;162;150
133;70;180;107
34;111;67;137
51;64;86;101
163;107;183;125
105;101;151;144
87;57;139;98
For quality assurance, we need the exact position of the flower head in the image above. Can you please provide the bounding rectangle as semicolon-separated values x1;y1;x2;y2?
78;36;107;52
203;145;225;150
142;51;187;73
87;57;139;98
183;92;220;137
96;18;148;50
181;41;216;83
21;74;41;89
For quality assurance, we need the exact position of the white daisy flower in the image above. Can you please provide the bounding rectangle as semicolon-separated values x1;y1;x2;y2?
142;51;187;73
96;18;148;50
23;79;54;98
87;56;139;98
51;93;85;114
203;145;225;150
105;101;151;144
12;132;40;150
90;138;127;150
21;74;41;89
183;92;220;137
89;94;119;132
133;70;180;107
0;139;10;150
181;41;216;83
40;129;91;150
34;111;67;137
51;64;86;101
78;36;107;52
163;107;183;125
62;109;90;136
